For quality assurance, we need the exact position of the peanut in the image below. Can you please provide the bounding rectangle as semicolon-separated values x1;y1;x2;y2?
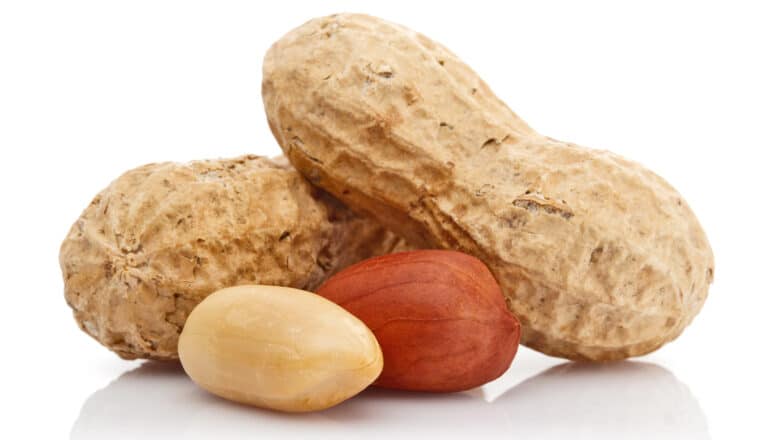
60;155;408;360
262;14;715;360
316;250;520;392
178;285;383;412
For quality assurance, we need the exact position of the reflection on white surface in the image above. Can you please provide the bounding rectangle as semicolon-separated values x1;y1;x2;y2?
71;361;708;439
494;362;710;439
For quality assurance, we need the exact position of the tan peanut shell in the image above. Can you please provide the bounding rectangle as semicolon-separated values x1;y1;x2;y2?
262;14;715;360
60;155;407;360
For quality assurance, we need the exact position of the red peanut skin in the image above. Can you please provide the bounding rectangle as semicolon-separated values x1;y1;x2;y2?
316;250;520;392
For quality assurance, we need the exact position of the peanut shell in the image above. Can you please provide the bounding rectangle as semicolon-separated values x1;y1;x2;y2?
60;155;407;360
262;14;714;360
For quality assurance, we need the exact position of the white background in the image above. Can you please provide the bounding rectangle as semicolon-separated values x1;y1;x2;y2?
1;1;768;438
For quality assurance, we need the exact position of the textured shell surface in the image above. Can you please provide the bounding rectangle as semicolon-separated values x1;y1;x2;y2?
262;14;714;360
60;155;407;360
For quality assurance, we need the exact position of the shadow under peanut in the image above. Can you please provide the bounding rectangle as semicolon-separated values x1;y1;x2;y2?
71;360;708;440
